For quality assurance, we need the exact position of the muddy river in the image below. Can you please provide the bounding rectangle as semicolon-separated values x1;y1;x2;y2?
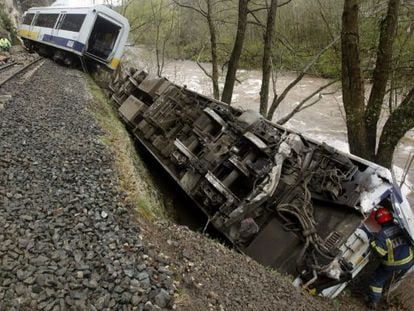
123;46;414;206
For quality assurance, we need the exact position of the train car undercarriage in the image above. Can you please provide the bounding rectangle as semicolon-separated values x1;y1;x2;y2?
108;67;414;298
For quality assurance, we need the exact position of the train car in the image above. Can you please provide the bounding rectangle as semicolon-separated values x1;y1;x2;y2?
17;4;130;70
108;68;414;298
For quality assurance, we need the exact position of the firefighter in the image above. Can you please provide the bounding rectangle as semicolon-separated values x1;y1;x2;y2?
364;207;414;309
0;37;11;52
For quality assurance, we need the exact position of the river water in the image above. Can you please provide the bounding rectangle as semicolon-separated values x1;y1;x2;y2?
123;46;414;207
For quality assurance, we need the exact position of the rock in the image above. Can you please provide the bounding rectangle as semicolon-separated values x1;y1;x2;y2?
32;285;43;294
154;289;170;308
87;279;98;289
23;277;35;285
69;290;83;300
101;211;108;219
144;301;154;311
137;264;146;272
131;294;142;306
124;269;134;278
0;94;12;104
114;285;124;294
137;272;149;281
14;284;27;296
74;250;83;263
121;292;131;303
95;294;110;309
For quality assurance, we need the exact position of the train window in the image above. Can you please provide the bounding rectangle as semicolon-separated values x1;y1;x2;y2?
35;14;59;28
60;14;86;32
22;13;35;25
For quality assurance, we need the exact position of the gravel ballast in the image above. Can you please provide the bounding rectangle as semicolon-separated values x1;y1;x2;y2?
0;60;174;310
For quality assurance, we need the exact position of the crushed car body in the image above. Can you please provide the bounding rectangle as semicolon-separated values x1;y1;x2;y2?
108;67;414;298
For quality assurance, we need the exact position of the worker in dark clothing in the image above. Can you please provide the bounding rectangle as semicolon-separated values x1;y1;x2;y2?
363;207;414;309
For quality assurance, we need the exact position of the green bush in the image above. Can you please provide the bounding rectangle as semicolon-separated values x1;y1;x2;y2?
0;8;17;44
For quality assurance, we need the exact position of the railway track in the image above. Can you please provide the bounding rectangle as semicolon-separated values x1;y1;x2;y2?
0;61;17;72
0;57;43;88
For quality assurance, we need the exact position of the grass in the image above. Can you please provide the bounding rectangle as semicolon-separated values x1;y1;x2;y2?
86;75;166;220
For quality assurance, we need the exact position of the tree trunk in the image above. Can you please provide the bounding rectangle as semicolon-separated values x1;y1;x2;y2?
376;88;414;168
259;0;278;117
364;0;400;158
206;0;220;99
221;0;249;104
341;0;370;159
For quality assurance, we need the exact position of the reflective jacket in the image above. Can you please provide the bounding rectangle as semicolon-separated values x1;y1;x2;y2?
371;223;414;269
0;38;11;50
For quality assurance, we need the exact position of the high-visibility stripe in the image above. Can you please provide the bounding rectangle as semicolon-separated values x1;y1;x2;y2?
383;247;414;266
371;241;387;256
370;286;383;294
111;58;121;69
386;238;394;263
17;29;39;40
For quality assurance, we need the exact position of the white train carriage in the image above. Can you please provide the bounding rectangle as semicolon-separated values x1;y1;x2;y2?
17;5;130;70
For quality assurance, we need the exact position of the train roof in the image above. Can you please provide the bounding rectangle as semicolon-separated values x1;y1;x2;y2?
25;4;129;26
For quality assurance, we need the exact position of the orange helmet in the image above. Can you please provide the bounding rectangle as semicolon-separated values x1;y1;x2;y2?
375;207;393;225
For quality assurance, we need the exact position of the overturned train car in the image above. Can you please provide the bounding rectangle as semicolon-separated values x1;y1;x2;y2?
109;68;414;298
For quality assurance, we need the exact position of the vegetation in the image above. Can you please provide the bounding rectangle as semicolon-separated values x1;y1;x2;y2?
120;0;413;168
0;7;16;43
87;76;166;219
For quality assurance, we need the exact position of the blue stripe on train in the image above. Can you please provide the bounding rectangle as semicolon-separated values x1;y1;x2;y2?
42;34;85;53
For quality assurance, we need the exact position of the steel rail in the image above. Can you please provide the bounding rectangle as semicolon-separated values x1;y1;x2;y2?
0;57;43;88
0;62;16;72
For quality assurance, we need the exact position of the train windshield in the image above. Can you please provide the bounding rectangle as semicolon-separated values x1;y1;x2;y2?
87;15;121;60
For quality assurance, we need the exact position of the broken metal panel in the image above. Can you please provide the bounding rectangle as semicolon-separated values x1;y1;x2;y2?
109;67;413;298
119;95;147;123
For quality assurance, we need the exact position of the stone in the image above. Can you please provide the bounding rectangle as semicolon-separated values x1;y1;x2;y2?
23;277;36;285
88;279;98;289
121;292;131;304
124;269;134;278
154;289;170;308
14;284;27;296
137;272;149;281
131;294;142;306
137;264;146;272
0;94;12;104
95;294;109;310
144;301;154;311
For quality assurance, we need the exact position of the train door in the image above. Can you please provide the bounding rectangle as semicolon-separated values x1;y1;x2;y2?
86;14;121;61
29;12;39;37
51;12;66;39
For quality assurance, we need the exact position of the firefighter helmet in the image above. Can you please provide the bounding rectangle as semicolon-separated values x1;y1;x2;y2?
375;207;393;224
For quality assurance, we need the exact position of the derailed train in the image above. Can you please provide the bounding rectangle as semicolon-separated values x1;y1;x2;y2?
109;68;414;297
17;4;129;70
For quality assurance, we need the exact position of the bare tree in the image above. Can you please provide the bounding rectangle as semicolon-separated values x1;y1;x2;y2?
221;0;250;104
266;37;339;121
149;0;176;77
259;0;278;116
341;0;414;168
172;0;221;99
252;0;340;123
